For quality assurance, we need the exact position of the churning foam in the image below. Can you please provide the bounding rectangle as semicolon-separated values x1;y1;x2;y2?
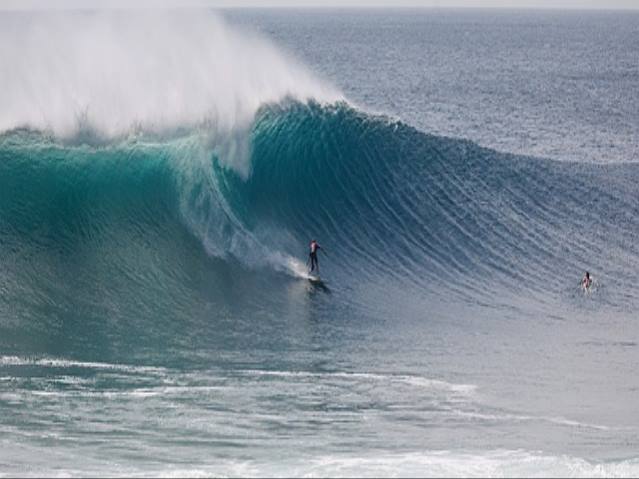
0;10;341;172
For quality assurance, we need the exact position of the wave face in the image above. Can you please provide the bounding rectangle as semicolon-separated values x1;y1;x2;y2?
3;10;637;321
203;101;639;309
2;100;639;327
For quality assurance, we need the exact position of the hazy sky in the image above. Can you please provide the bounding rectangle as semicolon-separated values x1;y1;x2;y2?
1;0;638;9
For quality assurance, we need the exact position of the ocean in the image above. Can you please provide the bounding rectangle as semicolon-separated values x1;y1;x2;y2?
1;7;639;477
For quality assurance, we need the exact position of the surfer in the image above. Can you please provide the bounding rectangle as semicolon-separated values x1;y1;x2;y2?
308;239;322;274
581;271;592;290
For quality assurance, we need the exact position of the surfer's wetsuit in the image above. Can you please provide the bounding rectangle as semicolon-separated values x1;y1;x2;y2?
309;241;321;273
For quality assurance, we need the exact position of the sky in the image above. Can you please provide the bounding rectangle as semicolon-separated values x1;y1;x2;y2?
1;0;638;9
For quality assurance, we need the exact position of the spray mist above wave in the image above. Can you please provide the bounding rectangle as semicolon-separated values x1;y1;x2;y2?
0;9;342;173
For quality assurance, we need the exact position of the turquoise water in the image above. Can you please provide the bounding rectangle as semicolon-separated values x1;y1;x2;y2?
1;8;639;477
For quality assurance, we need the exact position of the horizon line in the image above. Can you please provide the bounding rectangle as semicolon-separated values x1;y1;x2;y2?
1;1;639;12
2;5;639;11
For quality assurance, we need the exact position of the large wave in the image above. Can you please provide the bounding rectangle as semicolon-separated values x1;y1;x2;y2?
1;10;638;325
2;100;639;314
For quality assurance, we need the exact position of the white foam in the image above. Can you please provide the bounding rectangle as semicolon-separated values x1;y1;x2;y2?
452;410;611;431
293;450;639;478
242;369;476;395
278;254;314;279
17;450;636;478
0;355;165;374
31;385;226;399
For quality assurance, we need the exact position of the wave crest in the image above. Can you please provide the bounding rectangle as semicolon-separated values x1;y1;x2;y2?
0;10;341;174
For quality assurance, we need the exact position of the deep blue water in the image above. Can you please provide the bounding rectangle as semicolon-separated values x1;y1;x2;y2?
1;8;638;477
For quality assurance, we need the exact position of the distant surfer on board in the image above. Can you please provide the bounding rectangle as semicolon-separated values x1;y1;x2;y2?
581;271;592;290
308;239;323;274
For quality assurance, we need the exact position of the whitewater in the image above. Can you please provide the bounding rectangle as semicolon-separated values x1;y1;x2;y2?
1;7;639;478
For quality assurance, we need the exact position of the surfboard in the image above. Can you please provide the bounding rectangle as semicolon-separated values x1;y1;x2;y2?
307;274;330;292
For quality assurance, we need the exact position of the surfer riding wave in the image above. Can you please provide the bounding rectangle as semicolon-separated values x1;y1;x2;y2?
308;239;323;274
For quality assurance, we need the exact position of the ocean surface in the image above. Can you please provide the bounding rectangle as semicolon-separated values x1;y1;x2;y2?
1;7;639;477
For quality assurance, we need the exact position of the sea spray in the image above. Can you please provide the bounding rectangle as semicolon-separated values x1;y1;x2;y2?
0;10;341;175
